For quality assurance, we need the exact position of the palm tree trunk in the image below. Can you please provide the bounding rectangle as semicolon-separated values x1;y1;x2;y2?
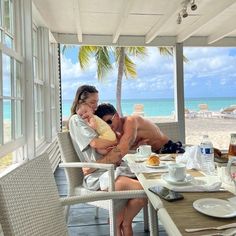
116;47;125;116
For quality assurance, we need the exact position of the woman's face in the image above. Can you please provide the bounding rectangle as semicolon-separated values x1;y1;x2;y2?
85;92;99;112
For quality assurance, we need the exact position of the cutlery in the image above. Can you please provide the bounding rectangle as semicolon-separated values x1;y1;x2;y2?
201;228;236;236
185;223;236;232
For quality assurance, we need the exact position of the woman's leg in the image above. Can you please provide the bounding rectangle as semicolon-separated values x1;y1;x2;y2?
115;176;147;236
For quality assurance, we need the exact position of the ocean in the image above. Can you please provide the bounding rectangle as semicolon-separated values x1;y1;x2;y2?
62;97;236;119
2;97;236;120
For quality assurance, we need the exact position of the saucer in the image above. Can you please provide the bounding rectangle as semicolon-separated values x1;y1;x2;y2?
145;162;167;169
161;173;194;185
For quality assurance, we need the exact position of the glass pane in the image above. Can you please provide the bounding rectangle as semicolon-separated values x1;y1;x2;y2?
15;100;22;138
4;33;13;48
0;0;2;27
33;57;38;80
39;112;44;138
2;54;12;96
35;112;39;141
0;30;2;43
3;99;12;143
4;0;13;34
14;60;22;97
33;29;38;57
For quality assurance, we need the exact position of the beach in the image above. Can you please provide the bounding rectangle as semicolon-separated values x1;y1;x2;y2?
148;116;234;150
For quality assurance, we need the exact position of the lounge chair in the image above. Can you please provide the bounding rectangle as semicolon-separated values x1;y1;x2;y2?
0;153;150;236
198;103;212;118
185;108;197;119
132;104;144;116
220;105;236;119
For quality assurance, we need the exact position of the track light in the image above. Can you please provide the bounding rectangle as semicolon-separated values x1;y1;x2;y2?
177;0;198;24
182;7;188;18
191;0;197;11
177;13;182;24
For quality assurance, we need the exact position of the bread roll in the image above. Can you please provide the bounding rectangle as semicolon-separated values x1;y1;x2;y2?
147;155;160;166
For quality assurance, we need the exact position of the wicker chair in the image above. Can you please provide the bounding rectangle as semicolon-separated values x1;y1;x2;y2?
0;153;152;236
57;131;153;235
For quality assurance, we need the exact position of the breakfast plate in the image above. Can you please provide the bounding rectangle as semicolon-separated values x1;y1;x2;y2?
161;173;194;185
145;162;167;168
193;198;236;218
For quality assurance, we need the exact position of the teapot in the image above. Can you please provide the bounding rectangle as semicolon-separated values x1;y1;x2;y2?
227;157;236;192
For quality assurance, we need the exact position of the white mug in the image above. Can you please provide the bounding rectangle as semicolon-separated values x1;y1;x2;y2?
168;163;186;181
227;157;236;192
136;145;152;157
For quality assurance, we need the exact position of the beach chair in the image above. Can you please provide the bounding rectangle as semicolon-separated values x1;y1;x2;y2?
184;108;197;119
0;153;151;236
132;104;144;116
220;105;236;119
198;103;212;118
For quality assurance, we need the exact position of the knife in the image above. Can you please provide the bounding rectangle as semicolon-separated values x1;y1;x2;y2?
185;223;236;232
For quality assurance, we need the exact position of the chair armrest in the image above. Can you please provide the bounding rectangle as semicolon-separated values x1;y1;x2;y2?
59;162;115;191
60;190;147;206
59;162;114;170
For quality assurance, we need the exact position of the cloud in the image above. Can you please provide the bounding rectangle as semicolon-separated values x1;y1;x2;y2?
61;47;236;100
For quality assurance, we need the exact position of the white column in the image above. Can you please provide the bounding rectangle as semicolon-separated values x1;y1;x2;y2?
173;43;185;143
22;0;35;159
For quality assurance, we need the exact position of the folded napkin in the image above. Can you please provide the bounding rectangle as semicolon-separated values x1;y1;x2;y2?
159;154;174;161
171;181;222;192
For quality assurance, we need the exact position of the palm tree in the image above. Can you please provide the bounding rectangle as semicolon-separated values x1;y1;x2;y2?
63;45;176;115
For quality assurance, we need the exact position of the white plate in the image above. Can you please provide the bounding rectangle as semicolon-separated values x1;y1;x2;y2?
161;173;194;185
146;162;167;168
193;198;236;218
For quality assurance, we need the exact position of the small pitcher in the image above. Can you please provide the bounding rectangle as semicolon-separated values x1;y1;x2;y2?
227;157;236;192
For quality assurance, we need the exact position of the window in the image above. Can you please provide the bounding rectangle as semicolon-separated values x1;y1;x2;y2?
33;26;45;145
0;0;14;49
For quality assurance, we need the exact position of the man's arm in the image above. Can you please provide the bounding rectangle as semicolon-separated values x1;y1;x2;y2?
117;116;138;157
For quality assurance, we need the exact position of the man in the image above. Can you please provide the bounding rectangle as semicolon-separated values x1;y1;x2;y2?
95;103;184;157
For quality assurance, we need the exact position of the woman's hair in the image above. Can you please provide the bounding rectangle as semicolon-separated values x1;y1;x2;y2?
71;85;98;115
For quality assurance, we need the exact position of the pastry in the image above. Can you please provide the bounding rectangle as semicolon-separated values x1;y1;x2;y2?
147;155;160;166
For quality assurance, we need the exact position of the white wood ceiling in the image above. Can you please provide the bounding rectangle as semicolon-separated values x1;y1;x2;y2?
33;0;236;46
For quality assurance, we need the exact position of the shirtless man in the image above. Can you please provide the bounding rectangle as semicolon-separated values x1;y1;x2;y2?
95;103;180;157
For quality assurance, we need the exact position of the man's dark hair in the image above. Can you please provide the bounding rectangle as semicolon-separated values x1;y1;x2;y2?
95;103;117;118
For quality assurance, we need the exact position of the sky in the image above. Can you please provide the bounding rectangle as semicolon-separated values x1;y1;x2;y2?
61;46;236;101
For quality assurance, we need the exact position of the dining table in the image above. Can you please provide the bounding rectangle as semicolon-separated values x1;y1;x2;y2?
124;153;236;236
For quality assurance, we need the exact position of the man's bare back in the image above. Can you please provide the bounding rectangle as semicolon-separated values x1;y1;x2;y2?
122;115;169;152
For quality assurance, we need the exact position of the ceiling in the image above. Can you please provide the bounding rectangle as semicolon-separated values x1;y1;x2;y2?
33;0;236;46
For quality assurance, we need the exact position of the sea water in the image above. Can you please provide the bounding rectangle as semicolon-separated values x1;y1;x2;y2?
2;97;236;120
61;97;236;119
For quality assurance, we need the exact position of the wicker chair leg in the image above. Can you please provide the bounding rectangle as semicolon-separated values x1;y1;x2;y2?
143;205;149;232
64;205;70;222
95;207;99;219
109;200;116;236
148;201;158;236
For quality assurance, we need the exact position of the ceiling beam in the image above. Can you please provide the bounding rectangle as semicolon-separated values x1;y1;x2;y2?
53;33;236;47
73;0;82;43
145;0;180;44
208;16;236;44
112;0;134;44
177;0;236;43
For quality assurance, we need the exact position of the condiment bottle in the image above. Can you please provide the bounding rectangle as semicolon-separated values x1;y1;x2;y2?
228;133;236;158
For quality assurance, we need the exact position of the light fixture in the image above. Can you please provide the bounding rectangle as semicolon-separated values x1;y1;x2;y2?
182;7;188;18
177;0;198;24
191;0;197;11
177;13;182;24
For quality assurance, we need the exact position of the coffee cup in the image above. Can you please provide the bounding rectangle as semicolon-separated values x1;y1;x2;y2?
168;163;186;181
136;145;152;157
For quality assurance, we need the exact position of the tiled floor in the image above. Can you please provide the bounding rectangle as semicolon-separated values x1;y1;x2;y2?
54;167;168;236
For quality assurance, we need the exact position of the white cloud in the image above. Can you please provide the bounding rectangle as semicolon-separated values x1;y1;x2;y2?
61;47;236;100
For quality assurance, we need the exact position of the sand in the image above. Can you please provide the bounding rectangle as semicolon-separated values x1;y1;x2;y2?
147;115;235;150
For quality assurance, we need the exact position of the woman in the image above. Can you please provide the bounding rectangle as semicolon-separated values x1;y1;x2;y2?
69;85;147;236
